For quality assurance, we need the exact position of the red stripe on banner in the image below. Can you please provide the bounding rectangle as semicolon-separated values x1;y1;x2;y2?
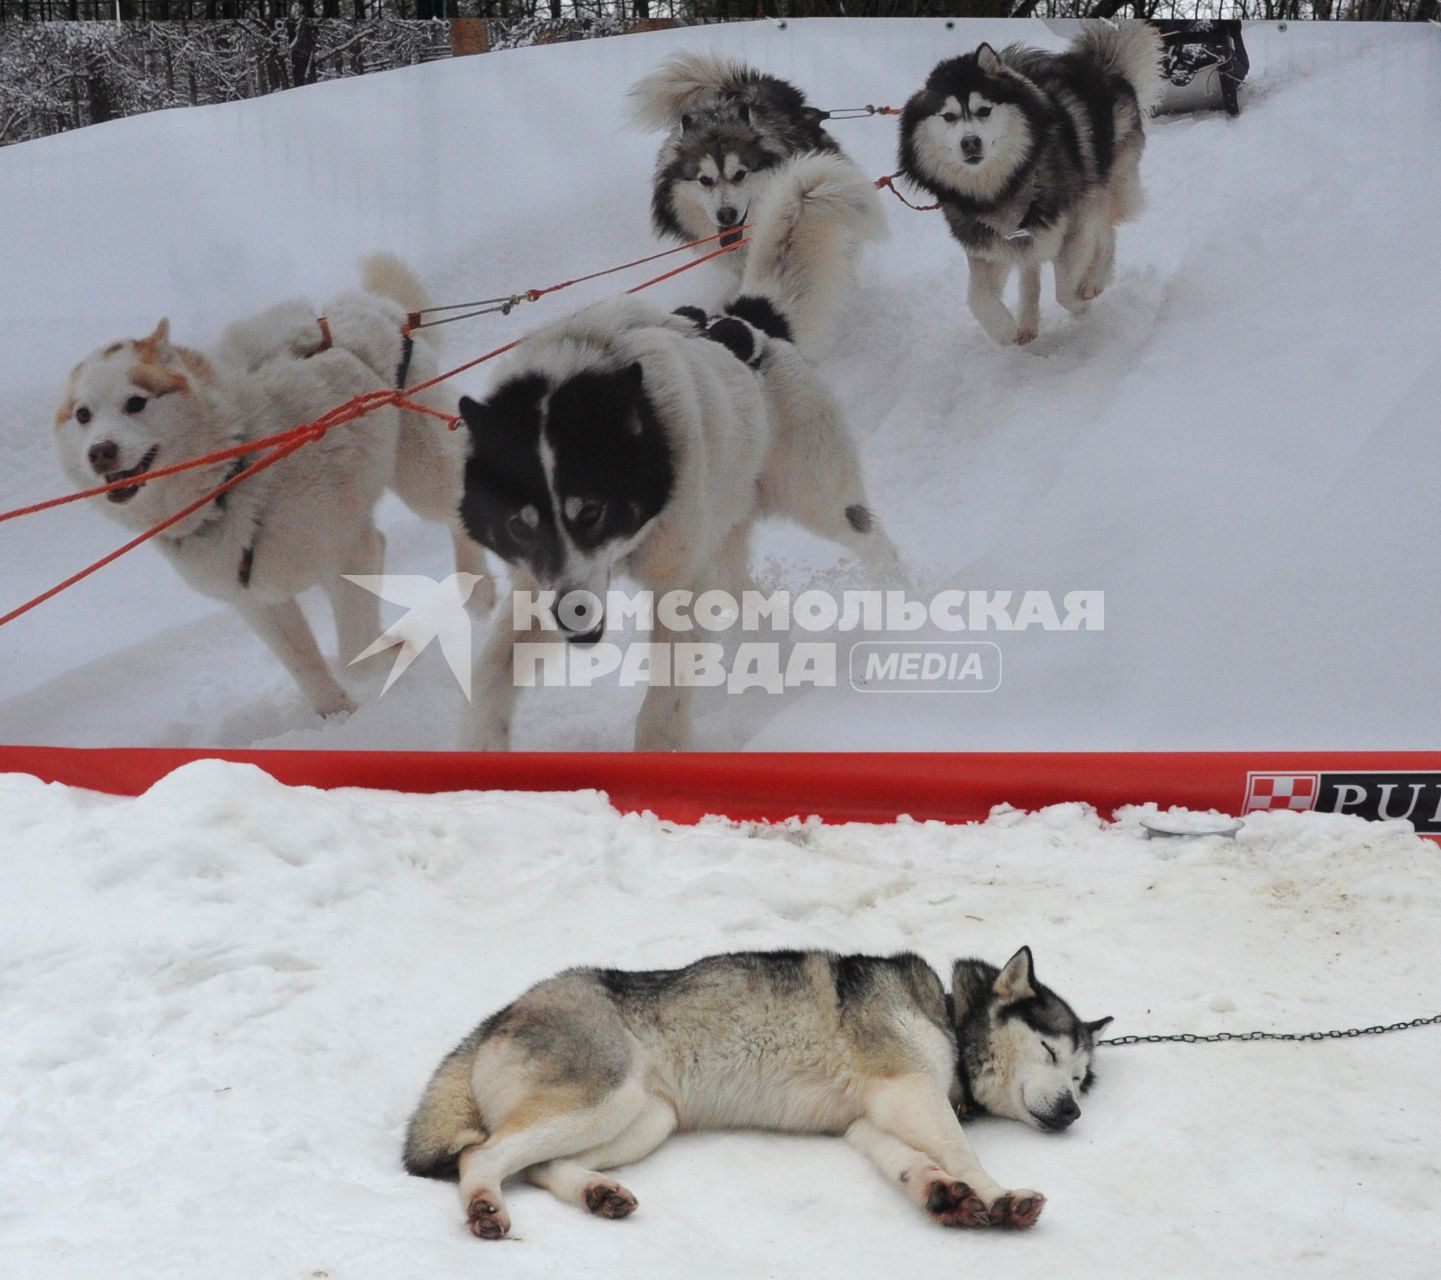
3;747;1441;828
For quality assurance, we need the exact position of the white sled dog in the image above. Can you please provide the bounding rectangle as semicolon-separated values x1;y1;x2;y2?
404;946;1113;1239
629;49;886;353
52;256;492;717
455;152;900;752
897;22;1163;345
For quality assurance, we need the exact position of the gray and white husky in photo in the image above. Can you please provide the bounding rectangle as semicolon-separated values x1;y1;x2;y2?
455;151;898;752
404;945;1111;1239
52;256;492;717
629;50;884;350
898;21;1163;346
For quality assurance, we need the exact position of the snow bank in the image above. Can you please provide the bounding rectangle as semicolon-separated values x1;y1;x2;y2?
2;761;1438;1277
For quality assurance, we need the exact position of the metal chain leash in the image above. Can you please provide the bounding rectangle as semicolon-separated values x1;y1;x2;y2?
1101;1013;1441;1047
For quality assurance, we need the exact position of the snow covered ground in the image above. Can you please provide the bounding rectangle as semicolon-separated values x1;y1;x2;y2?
2;20;1438;751
2;762;1438;1278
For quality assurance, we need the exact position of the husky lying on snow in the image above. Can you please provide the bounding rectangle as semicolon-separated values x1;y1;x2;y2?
404;945;1111;1238
456;151;900;752
630;50;884;353
898;22;1163;346
52;256;491;717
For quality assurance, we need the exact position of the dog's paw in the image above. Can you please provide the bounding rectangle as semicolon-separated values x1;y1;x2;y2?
465;1192;511;1240
1014;326;1038;346
1078;280;1106;302
584;1180;638;1219
315;688;357;719
987;1189;1046;1230
922;1170;990;1228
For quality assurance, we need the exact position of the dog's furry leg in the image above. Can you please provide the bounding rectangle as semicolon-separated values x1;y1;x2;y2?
466;571;545;750
634;615;694;751
966;256;1022;346
457;1084;651;1240
327;524;392;671
235;597;354;718
863;1075;1045;1230
1078;225;1117;303
525;1096;676;1218
845;1118;990;1228
1016;265;1042;345
526;1161;640;1220
454;530;498;616
715;521;756;605
1054;222;1100;315
755;350;909;588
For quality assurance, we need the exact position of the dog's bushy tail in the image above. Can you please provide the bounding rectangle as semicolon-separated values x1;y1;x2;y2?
360;252;437;347
402;1037;489;1182
627;49;755;130
1073;20;1165;115
729;151;887;356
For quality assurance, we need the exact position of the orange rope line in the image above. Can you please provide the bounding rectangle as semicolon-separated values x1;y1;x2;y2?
0;234;748;628
875;173;941;213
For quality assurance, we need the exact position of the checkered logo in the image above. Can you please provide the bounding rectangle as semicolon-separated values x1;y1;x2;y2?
1244;773;1320;813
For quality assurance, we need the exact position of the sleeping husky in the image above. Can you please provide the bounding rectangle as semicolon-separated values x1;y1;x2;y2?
897;22;1163;345
404;946;1112;1239
52;256;491;717
456;151;897;751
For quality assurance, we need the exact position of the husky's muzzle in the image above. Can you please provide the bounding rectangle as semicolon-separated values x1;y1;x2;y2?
1033;1095;1081;1131
556;588;606;646
960;135;984;165
98;444;160;503
716;204;746;248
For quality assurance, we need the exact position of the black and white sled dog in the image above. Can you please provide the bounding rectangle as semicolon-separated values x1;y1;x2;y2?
455;151;899;752
404;945;1112;1239
52;256;492;717
898;21;1163;346
629;50;884;352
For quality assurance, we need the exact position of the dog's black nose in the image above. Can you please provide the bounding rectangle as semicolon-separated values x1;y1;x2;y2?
716;206;740;227
1049;1096;1081;1128
88;439;119;473
960;135;983;159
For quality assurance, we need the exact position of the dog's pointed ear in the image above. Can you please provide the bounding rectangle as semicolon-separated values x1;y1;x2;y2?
975;43;1001;74
457;394;490;430
737;102;752;125
139;318;172;357
1084;1016;1114;1040
680;111;694;133
993;946;1036;1004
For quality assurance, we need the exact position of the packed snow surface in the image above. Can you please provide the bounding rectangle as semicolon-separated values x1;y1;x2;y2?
2;20;1439;750
1;762;1438;1277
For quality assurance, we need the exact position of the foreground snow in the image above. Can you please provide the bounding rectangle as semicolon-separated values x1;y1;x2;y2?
1;20;1439;749
2;761;1438;1277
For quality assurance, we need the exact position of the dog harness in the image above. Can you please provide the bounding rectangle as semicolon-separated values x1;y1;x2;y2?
672;306;770;371
177;317;415;589
313;315;416;389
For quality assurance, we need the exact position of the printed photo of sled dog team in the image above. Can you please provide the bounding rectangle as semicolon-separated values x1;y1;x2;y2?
3;18;1437;753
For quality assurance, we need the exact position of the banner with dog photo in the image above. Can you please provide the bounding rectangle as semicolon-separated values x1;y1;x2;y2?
1;16;1437;801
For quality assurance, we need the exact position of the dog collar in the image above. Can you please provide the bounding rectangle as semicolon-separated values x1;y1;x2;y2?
161;455;254;586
